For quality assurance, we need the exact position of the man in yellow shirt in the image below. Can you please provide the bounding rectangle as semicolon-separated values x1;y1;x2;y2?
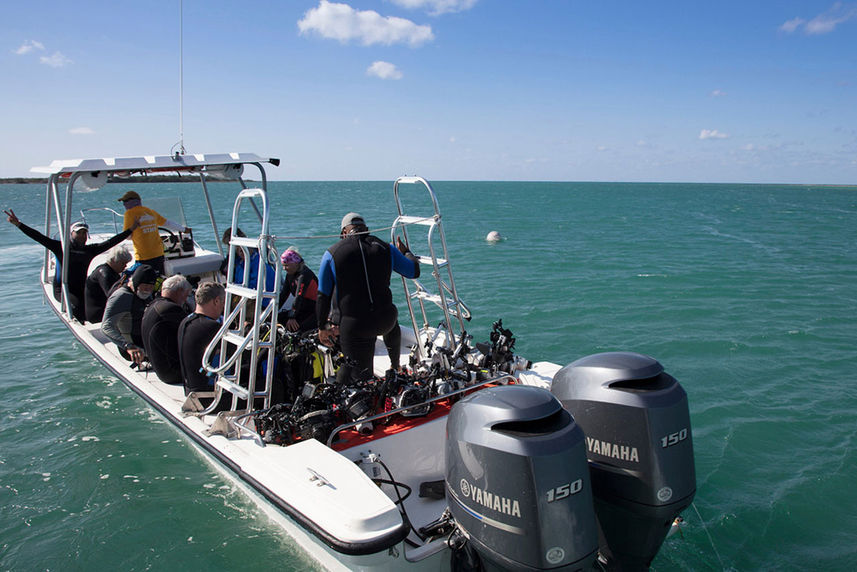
118;190;190;275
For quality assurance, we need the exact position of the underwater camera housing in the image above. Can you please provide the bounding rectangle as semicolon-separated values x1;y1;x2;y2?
445;385;599;571
551;352;696;570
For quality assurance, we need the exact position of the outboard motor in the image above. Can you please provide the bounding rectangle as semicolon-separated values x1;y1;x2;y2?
551;352;695;571
445;385;598;571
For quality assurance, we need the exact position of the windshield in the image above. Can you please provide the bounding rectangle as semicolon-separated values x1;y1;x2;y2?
145;197;187;226
80;196;188;235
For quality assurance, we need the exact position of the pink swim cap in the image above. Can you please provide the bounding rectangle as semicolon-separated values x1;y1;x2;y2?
281;249;302;264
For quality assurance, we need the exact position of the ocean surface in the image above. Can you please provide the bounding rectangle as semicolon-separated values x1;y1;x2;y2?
1;179;855;571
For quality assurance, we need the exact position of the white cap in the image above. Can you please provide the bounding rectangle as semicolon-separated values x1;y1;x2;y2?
341;212;365;230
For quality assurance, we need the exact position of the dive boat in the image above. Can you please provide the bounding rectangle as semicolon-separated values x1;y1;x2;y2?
30;152;696;571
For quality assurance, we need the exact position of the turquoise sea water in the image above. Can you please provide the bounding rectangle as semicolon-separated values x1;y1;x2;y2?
1;180;856;571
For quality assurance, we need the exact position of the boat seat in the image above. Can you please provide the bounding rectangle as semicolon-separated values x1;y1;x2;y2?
164;252;222;277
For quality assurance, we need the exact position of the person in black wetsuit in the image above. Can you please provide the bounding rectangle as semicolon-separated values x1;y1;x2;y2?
101;264;157;365
316;212;420;382
5;208;138;322
84;245;133;323
141;275;192;385
278;247;318;333
178;281;226;396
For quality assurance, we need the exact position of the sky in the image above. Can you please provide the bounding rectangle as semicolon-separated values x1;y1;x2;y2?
1;1;856;183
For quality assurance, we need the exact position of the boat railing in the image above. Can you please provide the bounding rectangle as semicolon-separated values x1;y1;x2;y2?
325;373;514;447
391;177;469;364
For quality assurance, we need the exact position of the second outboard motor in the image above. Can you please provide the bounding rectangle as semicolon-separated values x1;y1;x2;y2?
551;352;695;571
446;385;598;571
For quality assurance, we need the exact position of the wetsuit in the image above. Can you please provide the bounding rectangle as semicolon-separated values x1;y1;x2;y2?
84;263;121;323
178;313;221;395
101;285;149;359
141;297;187;385
317;234;419;380
15;223;131;322
278;264;319;332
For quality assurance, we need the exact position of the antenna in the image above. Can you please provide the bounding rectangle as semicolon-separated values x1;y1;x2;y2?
179;0;185;155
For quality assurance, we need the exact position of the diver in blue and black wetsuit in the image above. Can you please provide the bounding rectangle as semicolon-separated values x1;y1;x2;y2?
316;212;420;383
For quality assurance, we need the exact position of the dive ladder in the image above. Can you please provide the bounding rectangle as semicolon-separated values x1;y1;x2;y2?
391;176;470;362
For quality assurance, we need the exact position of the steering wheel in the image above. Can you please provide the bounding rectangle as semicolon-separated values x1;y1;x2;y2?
159;227;180;253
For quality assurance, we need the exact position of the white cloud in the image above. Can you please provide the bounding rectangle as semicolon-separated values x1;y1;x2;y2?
779;17;805;33
367;60;403;79
14;40;45;55
780;3;857;35
805;3;857;34
69;127;94;135
40;51;72;68
389;0;478;16
699;129;728;140
710;89;727;97
298;1;434;47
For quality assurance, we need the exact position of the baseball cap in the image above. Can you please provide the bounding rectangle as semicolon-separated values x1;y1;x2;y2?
340;212;365;230
131;264;158;287
117;190;141;202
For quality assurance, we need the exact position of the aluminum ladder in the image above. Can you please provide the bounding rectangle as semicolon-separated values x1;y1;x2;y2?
391;176;469;363
198;188;281;431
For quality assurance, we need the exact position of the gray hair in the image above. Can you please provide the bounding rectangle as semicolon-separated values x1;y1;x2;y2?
161;274;192;294
107;245;132;266
195;281;225;306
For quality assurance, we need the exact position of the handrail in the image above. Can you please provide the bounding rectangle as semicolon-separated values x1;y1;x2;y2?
326;374;514;447
201;298;248;375
201;289;277;375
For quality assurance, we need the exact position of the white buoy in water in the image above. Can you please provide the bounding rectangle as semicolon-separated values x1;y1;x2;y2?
486;231;502;242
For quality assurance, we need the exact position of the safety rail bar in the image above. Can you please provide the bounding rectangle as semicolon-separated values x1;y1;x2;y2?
326;373;514;447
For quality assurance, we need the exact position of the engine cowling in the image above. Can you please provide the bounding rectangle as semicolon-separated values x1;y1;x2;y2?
551;352;696;570
445;385;598;571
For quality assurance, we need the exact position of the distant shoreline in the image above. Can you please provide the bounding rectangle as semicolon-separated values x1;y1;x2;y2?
0;175;243;184
0;177;853;187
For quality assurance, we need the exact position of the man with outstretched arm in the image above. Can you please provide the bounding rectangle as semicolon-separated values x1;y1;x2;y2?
316;212;420;383
5;208;138;322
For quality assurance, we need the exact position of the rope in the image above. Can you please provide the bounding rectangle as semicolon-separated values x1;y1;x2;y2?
691;501;726;570
269;216;434;242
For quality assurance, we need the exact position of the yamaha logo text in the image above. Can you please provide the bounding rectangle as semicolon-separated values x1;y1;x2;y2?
460;478;522;518
586;436;640;463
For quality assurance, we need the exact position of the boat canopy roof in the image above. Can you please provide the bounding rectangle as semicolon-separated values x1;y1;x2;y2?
31;152;279;176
